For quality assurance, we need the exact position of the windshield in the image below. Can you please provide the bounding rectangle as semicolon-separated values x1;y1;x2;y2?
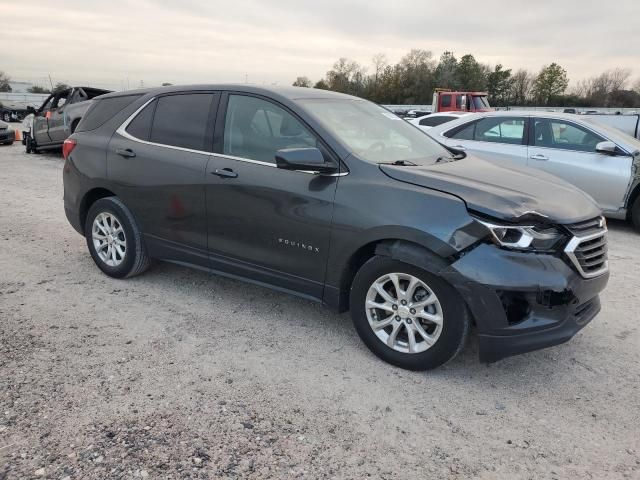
582;117;640;153
298;99;450;164
472;96;491;110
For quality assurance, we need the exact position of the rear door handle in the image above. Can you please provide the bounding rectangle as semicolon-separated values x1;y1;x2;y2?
452;144;466;151
530;154;548;161
116;148;136;158
212;168;238;179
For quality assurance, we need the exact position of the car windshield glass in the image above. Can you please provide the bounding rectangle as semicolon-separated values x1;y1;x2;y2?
472;96;490;109
581;117;640;153
298;99;450;164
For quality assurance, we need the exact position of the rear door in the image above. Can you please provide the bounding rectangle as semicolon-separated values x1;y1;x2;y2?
527;117;632;211
47;89;72;143
205;92;339;298
108;92;219;266
443;116;529;167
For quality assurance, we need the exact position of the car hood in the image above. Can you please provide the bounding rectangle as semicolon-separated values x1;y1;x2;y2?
379;157;602;224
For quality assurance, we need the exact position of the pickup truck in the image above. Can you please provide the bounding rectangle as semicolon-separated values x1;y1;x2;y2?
23;86;111;153
432;89;492;113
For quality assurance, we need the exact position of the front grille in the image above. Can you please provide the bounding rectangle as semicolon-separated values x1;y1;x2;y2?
564;217;608;278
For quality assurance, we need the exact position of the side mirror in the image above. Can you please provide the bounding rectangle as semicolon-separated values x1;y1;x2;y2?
275;148;336;173
595;141;617;155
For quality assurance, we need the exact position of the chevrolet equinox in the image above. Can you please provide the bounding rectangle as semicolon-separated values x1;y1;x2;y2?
63;85;609;370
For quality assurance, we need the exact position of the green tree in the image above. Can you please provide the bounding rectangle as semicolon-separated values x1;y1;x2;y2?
397;49;435;104
532;63;569;105
313;79;329;90
434;51;458;89
53;82;71;92
292;76;311;88
161;82;173;86
455;54;487;91
27;85;51;94
486;64;512;106
0;71;12;92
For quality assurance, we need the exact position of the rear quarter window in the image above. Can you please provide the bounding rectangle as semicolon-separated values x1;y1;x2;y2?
76;94;142;132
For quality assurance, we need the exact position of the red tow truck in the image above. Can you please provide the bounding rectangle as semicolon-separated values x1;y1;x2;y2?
432;89;492;113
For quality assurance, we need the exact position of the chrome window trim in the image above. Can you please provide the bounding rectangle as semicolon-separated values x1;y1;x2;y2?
116;97;348;177
564;228;609;279
440;117;528;147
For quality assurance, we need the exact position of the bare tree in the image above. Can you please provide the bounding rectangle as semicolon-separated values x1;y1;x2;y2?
372;53;388;85
292;76;312;88
510;69;534;105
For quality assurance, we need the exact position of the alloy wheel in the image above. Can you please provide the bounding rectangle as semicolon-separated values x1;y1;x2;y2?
92;212;127;267
365;272;443;354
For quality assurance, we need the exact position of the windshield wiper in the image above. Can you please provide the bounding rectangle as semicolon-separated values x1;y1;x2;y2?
389;160;417;166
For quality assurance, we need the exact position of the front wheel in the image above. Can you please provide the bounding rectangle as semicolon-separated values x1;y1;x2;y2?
350;256;469;370
85;197;150;278
631;196;640;232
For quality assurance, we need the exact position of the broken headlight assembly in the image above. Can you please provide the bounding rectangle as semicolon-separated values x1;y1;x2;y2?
474;217;566;252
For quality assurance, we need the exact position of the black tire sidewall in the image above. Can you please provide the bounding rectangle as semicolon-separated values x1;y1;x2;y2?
631;196;640;232
85;198;138;278
350;256;468;371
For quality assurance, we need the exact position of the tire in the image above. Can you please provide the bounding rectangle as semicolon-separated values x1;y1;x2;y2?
631;196;640;232
2;112;10;122
350;256;469;371
85;197;150;278
4;141;14;146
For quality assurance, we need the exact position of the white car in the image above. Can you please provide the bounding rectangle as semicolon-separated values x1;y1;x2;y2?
407;112;473;132
426;111;640;228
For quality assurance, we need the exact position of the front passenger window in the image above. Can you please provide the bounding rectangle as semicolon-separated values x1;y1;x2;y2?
534;119;604;152
223;95;316;163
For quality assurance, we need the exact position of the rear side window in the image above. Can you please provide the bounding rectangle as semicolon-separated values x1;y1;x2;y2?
77;94;142;132
126;100;156;141
149;94;215;151
419;116;455;127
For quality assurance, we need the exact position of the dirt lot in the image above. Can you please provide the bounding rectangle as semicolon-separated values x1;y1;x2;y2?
0;138;639;480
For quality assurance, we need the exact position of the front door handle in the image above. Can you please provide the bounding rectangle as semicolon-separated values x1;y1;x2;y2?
212;168;238;179
116;148;136;158
452;144;466;151
530;154;548;161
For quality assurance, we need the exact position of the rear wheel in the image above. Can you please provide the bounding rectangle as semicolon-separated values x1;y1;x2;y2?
631;196;640;232
350;256;469;370
85;197;150;278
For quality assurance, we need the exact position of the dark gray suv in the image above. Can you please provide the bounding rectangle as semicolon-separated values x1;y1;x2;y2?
62;85;609;370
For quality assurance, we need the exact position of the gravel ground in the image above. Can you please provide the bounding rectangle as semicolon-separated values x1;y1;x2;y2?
1;138;639;480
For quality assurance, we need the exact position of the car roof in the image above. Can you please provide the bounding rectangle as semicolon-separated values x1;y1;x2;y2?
98;84;356;102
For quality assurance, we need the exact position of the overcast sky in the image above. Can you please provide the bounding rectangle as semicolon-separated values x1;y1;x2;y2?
3;0;639;91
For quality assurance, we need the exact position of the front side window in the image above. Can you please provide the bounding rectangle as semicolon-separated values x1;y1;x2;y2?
534;119;604;152
223;95;316;163
299;99;450;164
149;93;215;151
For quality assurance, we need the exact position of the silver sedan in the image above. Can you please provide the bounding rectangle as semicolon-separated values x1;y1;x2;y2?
426;111;640;229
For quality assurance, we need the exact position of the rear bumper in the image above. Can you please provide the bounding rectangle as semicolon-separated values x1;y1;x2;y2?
442;243;609;363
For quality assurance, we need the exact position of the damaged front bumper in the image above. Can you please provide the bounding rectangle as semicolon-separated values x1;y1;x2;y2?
442;243;609;363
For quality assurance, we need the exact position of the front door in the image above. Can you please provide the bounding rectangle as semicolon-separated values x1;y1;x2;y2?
205;93;339;298
33;94;54;144
108;92;219;266
47;89;72;143
527;117;632;212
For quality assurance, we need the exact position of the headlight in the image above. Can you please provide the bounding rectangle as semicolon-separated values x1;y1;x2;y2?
475;218;565;251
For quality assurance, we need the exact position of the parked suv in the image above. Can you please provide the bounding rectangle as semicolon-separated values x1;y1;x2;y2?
63;85;609;370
